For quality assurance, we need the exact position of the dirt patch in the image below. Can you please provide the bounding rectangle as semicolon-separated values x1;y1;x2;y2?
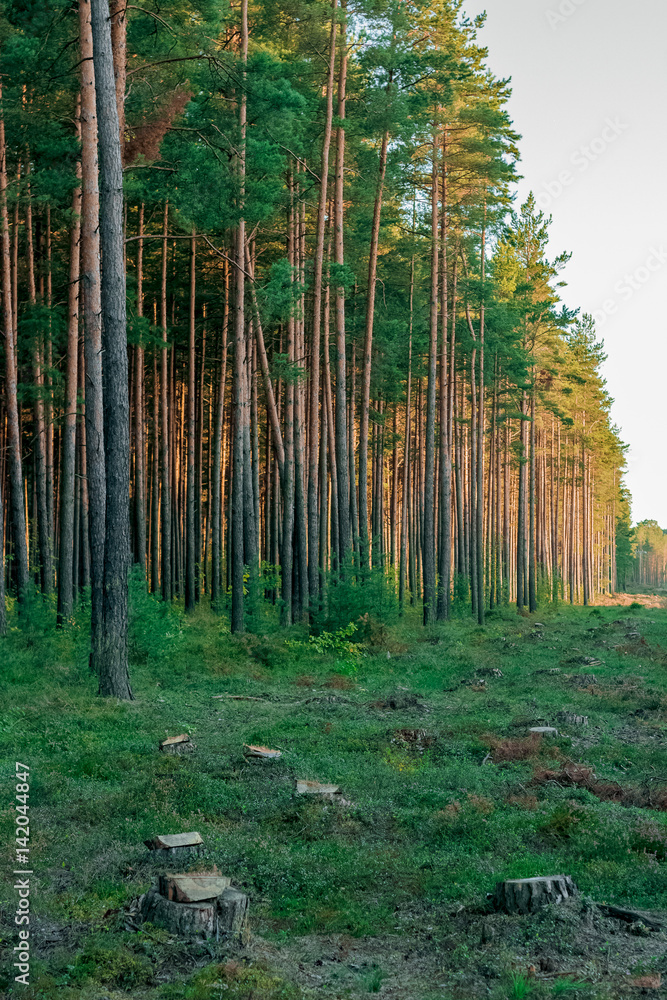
294;675;316;687
533;762;667;811
323;674;356;691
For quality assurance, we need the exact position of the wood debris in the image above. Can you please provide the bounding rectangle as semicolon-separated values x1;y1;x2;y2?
630;974;661;989
145;831;203;851
295;779;340;797
212;694;266;702
158;873;231;903
160;734;190;748
597;903;662;931
243;744;282;759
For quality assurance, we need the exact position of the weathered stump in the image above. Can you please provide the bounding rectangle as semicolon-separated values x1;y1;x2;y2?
556;712;589;727
138;882;249;943
140;889;219;937
217;888;250;944
160;734;196;756
493;875;577;915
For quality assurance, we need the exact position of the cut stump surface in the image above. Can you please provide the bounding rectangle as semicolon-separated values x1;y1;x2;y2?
158;874;231;903
146;832;204;851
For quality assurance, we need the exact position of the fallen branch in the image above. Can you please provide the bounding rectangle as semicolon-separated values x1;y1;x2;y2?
596;903;662;931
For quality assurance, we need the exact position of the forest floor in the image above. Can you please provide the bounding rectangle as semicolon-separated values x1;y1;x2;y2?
2;591;667;999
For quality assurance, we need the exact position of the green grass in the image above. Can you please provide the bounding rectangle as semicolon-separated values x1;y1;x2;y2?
2;589;667;998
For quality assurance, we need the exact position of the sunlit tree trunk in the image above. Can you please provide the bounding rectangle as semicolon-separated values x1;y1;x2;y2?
422;140;438;625
334;2;350;563
0;83;29;606
134;204;146;576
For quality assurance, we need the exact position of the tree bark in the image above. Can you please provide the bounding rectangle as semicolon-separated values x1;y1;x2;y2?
231;0;248;632
109;0;126;150
333;2;350;564
422;140;438;625
211;259;229;608
307;0;337;605
57;134;82;624
160;203;171;601
185;231;196;612
134;204;146;576
79;0;106;659
26;163;52;594
90;0;132;698
0;82;29;606
359;124;389;570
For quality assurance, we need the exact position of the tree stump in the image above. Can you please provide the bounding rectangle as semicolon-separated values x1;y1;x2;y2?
140;889;218;937
556;712;589;727
217;888;250;945
160;734;196;756
138;882;249;943
493;875;577;915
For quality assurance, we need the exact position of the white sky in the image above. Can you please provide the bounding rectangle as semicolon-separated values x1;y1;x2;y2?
474;0;667;526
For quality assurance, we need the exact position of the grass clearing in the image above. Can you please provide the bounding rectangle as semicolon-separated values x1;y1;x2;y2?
2;594;667;997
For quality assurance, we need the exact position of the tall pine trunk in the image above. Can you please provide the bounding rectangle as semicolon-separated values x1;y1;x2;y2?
185;231;196;611
211;259;229;607
422;141;438;625
307;0;337;606
359;124;390;569
57;137;82;624
91;0;132;698
134;204;146;576
160;203;172;600
231;0;248;632
333;2;350;564
0;86;29;606
79;0;106;659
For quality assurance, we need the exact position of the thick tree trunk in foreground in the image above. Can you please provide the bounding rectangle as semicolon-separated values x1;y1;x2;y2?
91;0;132;698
